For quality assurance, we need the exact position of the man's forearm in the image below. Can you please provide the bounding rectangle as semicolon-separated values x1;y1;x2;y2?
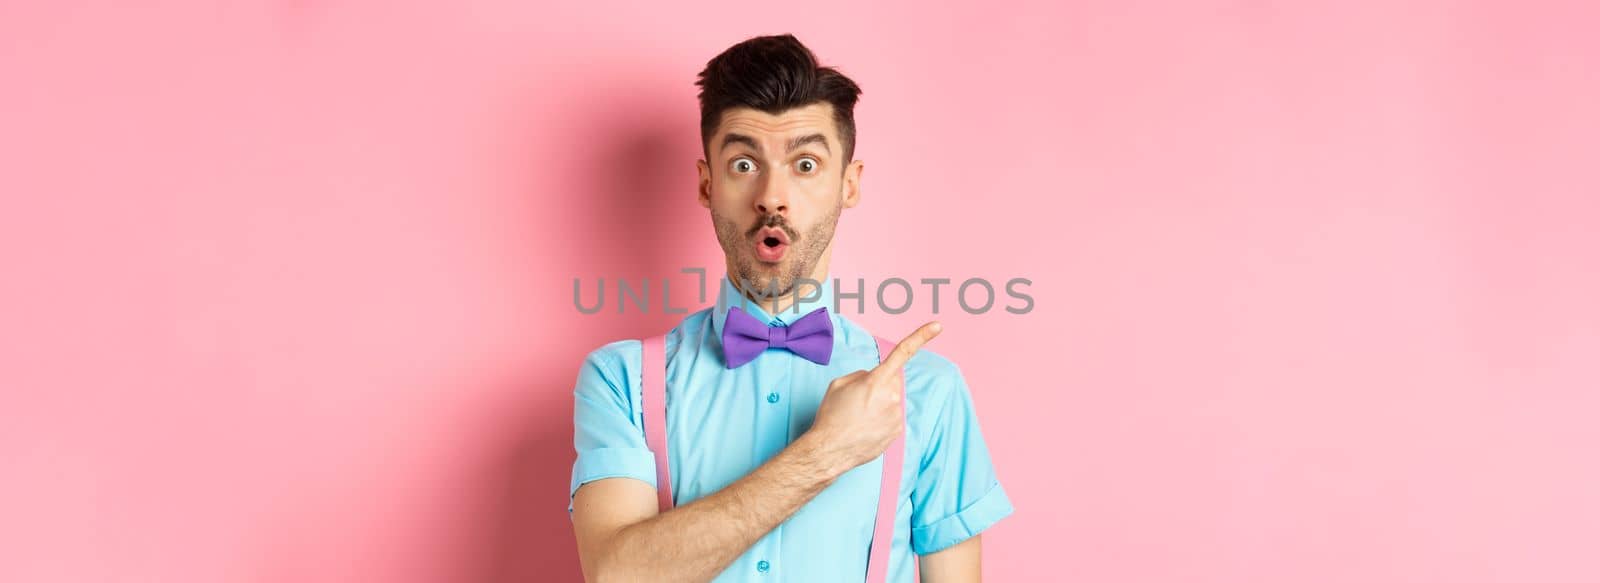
590;431;848;582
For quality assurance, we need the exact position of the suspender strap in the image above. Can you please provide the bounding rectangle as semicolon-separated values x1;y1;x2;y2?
867;335;906;583
641;334;673;511
639;333;906;583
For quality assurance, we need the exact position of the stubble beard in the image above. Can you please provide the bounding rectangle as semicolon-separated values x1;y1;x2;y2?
711;201;841;304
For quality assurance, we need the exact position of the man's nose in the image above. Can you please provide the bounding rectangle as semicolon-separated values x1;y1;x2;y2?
755;172;789;215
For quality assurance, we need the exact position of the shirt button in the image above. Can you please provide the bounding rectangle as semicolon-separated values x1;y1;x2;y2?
766;392;780;404
757;560;770;573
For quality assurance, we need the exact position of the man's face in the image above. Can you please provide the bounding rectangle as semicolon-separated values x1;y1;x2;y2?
698;102;864;299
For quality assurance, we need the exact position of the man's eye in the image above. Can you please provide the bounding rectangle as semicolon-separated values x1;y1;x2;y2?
796;158;817;173
732;159;756;173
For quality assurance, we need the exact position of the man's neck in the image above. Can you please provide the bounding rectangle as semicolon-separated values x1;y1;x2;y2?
726;251;833;317
729;274;826;316
732;278;792;316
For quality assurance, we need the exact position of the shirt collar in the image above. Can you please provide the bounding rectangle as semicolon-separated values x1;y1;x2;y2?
712;272;837;341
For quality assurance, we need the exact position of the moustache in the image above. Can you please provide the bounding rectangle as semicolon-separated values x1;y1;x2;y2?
746;216;797;241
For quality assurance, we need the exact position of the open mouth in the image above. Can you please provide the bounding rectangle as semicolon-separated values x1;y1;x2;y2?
754;227;790;263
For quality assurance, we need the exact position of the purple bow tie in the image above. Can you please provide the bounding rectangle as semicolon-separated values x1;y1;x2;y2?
721;306;834;369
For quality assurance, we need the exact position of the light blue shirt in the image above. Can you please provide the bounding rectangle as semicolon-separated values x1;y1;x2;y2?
569;273;1013;582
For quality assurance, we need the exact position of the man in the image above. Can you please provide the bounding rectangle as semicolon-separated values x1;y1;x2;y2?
569;34;1013;582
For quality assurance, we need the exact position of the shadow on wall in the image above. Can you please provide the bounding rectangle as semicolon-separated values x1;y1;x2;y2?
478;72;708;583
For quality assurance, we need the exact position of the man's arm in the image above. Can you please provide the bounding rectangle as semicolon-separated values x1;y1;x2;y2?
571;322;943;583
918;535;981;582
903;343;1013;581
572;430;845;583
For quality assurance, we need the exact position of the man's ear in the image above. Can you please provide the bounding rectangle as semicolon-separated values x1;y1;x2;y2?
696;159;712;209
842;159;865;209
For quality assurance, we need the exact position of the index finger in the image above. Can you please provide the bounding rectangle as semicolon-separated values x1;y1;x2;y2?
873;321;943;378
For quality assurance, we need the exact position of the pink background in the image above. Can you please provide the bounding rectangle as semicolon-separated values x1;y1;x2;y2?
3;1;1598;581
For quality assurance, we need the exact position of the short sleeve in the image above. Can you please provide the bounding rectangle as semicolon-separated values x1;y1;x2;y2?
568;340;658;517
909;362;1015;554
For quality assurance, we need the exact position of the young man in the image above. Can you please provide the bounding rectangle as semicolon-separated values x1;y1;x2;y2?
569;34;1012;582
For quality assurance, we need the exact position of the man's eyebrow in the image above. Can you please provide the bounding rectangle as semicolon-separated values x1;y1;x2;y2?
717;132;832;155
787;133;830;155
719;133;758;153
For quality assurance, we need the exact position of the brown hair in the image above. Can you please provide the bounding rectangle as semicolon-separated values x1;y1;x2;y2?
695;34;863;163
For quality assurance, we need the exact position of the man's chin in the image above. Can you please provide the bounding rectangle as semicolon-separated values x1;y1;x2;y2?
745;253;785;270
737;261;792;288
